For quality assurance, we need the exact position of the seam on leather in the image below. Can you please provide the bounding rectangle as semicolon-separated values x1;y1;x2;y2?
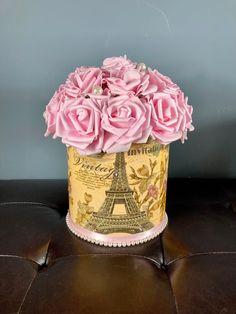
0;201;63;210
0;255;38;314
17;270;38;314
43;237;54;268
159;232;167;267
0;201;54;207
0;254;40;266
165;271;179;314
159;233;179;313
167;251;236;266
46;253;162;269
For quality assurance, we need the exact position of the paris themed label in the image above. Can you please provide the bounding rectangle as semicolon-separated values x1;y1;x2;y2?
67;139;169;236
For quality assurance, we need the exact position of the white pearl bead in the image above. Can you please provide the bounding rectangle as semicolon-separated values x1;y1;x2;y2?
137;62;147;72
92;85;103;95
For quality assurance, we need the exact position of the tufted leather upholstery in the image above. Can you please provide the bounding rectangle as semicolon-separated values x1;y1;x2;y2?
0;179;235;314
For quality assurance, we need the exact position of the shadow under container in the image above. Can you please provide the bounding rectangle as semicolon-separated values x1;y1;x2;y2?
66;139;169;247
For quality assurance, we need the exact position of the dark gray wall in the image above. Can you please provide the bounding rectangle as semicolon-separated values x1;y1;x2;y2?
0;0;236;179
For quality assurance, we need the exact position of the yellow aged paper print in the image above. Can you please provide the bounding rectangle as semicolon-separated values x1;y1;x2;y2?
68;139;169;235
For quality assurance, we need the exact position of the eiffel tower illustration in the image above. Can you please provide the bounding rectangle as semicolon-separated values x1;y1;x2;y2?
86;152;154;234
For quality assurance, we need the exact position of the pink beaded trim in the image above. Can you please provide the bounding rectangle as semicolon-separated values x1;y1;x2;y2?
66;213;168;247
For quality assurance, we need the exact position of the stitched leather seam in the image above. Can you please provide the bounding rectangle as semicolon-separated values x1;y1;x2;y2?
17;271;38;314
167;251;236;266
165;271;179;314
45;253;162;269
0;201;64;211
0;254;39;265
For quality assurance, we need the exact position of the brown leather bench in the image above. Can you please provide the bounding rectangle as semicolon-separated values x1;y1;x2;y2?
0;179;235;313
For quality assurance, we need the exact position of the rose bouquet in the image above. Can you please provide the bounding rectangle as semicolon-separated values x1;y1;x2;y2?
44;55;194;155
43;56;194;246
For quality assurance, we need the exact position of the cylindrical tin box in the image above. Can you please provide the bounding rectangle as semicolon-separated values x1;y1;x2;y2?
66;139;169;246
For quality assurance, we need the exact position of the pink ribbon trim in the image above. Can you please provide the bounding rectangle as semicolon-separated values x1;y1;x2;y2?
66;213;168;247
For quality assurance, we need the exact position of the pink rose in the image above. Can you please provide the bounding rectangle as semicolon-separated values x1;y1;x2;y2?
150;91;194;144
102;95;152;153
102;55;136;77
152;69;177;89
105;69;158;96
65;67;103;98
55;97;104;155
137;69;179;97
175;92;194;142
43;84;67;137
106;69;141;95
105;67;178;97
135;71;160;96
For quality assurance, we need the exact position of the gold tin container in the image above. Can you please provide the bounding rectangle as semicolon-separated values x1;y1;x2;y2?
66;139;169;246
